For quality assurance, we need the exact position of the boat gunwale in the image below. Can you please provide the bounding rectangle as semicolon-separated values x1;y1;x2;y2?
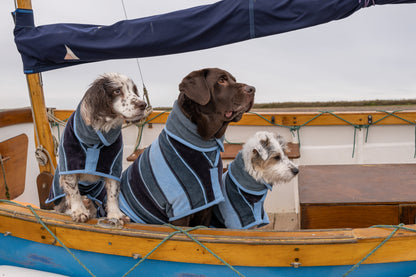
4;201;416;245
3;108;416;129
0;202;360;244
4;201;416;267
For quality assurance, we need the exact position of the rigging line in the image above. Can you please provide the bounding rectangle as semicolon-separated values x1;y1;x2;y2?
120;0;149;99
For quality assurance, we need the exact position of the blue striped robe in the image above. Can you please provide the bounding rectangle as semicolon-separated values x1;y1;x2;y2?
119;102;225;224
46;106;123;216
212;152;271;229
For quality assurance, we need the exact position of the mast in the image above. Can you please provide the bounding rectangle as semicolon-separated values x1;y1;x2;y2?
16;0;57;175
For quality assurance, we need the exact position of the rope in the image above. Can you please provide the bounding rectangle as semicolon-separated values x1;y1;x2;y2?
132;110;170;152
123;224;245;277
35;145;56;172
248;110;416;158
0;199;96;276
224;138;243;145
120;0;151;109
342;223;416;277
0;154;10;200
0;200;243;277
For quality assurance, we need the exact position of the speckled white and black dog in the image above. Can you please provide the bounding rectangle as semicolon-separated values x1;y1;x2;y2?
47;73;147;225
212;131;299;229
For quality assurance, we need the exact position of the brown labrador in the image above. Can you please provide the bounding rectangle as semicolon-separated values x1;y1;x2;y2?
178;68;255;140
172;68;255;226
119;68;255;227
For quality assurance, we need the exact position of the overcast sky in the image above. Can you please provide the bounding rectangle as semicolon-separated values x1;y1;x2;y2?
1;0;415;109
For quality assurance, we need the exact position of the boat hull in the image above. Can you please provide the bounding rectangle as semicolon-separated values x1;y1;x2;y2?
2;201;416;277
2;234;416;277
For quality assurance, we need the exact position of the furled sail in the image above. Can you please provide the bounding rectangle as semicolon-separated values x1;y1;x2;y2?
13;0;415;73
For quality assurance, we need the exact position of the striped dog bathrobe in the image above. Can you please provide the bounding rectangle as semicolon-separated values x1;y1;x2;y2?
212;152;272;229
46;105;123;216
119;101;225;224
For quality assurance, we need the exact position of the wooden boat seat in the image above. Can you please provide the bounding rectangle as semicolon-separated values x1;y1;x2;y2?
298;164;416;229
128;143;300;162
0;134;28;200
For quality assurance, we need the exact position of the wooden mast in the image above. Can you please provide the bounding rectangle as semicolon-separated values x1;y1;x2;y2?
16;0;57;175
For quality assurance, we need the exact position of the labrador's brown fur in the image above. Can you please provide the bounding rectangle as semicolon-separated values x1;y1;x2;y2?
172;68;255;226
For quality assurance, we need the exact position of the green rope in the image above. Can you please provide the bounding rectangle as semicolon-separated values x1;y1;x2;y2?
121;225;201;277
0;199;96;276
373;110;416;158
0;154;10;200
248;110;416;159
342;223;416;277
1;200;243;277
133;125;145;152
133;110;170;152
165;224;245;277
123;223;245;277
224;138;243;145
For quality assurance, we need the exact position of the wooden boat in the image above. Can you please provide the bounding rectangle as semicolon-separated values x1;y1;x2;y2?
2;0;416;276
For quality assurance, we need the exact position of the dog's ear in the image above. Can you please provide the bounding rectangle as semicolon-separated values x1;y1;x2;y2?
275;134;288;152
253;143;269;161
179;69;211;105
81;76;113;125
260;137;270;149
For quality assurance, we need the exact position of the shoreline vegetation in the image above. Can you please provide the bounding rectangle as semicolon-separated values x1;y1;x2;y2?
155;99;416;112
2;99;416;113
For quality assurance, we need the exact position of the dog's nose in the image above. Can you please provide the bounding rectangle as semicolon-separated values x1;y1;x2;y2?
291;167;299;176
134;100;147;110
245;85;256;94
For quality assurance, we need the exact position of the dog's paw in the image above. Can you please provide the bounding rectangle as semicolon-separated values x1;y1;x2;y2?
71;207;90;223
107;211;130;226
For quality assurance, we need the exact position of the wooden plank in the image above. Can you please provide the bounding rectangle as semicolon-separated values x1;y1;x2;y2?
16;0;32;9
221;143;243;159
300;204;399;229
235;110;416;126
53;109;416;127
299;164;416;204
0;134;28;200
0;108;32;128
36;172;54;210
400;204;416;225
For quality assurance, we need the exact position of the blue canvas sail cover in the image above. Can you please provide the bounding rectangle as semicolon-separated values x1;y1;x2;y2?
13;0;415;73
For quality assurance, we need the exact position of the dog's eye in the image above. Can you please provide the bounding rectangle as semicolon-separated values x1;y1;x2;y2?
273;155;281;161
218;77;227;84
114;89;121;95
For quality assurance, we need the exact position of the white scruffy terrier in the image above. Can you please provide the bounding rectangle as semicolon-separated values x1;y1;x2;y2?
212;131;299;229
